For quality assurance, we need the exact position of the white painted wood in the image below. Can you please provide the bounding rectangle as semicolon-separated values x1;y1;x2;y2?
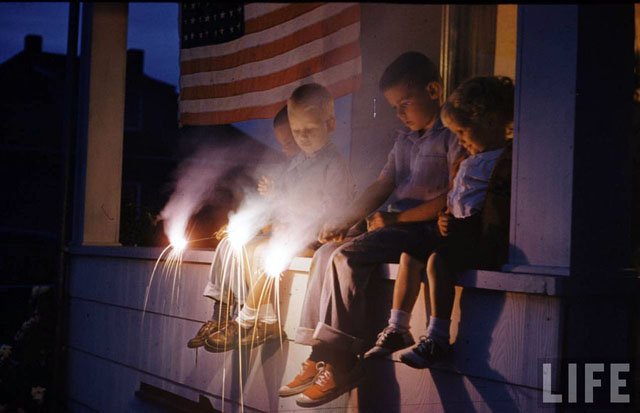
68;251;562;402
68;336;548;413
350;4;443;192
509;5;578;272
73;3;128;246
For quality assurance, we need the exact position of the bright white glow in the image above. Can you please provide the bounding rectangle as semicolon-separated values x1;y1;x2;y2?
264;243;290;278
170;234;188;251
227;219;252;251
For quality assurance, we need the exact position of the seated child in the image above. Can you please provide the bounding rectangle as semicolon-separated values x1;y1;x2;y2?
189;83;355;352
257;106;301;197
279;52;463;408
273;105;301;158
186;105;298;349
364;76;515;365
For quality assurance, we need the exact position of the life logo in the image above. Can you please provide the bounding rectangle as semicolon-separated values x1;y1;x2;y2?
540;360;635;408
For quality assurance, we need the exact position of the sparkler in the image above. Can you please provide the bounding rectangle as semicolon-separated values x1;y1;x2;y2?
142;230;217;327
147;202;301;413
208;220;296;413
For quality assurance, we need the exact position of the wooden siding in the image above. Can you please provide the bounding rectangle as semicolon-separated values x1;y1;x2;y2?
67;249;556;412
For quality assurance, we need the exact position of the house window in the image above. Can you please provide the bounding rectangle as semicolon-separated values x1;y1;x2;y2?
440;5;517;96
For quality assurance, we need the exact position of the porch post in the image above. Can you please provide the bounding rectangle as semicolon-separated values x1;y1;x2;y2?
505;5;633;276
73;3;129;246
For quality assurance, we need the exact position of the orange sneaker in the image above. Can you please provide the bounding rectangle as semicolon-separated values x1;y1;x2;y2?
278;359;319;397
295;361;362;408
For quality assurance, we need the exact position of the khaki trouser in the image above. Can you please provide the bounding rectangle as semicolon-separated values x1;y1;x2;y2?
295;221;440;354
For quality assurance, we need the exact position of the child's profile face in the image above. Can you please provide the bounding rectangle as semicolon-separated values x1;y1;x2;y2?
442;115;486;156
287;107;333;155
383;83;440;132
274;124;300;158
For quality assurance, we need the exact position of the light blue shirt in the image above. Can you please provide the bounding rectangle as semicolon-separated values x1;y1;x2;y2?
379;117;464;211
278;141;355;223
447;148;505;218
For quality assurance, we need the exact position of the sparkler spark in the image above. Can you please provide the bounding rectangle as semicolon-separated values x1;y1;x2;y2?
170;235;188;251
227;220;252;251
263;243;290;278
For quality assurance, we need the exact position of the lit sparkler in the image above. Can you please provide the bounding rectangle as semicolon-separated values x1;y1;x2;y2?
147;202;298;413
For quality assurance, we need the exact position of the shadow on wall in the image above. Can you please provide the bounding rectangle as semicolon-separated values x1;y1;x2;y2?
433;289;519;412
357;277;401;412
356;278;518;411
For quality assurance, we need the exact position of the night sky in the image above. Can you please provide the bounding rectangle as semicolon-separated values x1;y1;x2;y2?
0;2;180;87
0;2;352;153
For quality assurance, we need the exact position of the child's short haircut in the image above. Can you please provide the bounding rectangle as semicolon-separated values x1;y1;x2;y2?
442;76;514;133
288;83;335;120
273;105;289;128
379;51;442;92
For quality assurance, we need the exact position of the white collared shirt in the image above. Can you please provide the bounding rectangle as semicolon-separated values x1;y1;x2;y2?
447;148;505;218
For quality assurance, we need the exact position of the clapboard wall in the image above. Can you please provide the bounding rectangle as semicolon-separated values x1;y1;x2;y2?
66;247;551;412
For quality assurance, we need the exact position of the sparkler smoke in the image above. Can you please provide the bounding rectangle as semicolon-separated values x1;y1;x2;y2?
159;145;235;247
150;132;351;412
158;132;279;248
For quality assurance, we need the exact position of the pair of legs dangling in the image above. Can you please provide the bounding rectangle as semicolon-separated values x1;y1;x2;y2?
188;236;283;352
366;251;455;368
281;221;442;406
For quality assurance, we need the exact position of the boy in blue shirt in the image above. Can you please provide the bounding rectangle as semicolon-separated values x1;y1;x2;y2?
280;52;465;407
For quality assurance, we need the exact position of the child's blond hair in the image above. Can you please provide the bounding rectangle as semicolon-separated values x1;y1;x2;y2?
287;83;335;121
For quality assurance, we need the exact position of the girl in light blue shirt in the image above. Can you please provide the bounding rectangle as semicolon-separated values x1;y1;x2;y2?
365;76;515;366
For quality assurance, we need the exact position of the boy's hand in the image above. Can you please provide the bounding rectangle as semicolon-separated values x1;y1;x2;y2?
437;211;455;237
366;211;398;231
214;224;228;240
257;175;273;196
318;220;350;244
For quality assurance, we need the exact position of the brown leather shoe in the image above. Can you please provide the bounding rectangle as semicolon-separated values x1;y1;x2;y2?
204;320;242;352
187;320;224;348
204;320;284;353
239;321;284;349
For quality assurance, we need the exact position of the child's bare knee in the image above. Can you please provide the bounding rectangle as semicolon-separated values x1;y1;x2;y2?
400;252;424;272
426;252;439;274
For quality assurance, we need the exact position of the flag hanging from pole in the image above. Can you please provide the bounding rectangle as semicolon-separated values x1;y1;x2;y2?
179;2;362;126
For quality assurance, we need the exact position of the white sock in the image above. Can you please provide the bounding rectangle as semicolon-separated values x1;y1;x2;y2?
258;303;277;324
236;305;257;328
236;303;277;327
388;309;411;332
426;316;450;348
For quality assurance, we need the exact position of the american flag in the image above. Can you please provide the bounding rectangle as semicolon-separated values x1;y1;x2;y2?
179;2;362;125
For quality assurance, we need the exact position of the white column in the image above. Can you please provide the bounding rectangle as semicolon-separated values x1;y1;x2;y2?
73;3;128;246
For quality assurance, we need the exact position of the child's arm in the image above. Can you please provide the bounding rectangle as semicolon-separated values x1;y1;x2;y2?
439;210;482;238
319;176;394;242
365;193;447;231
437;209;453;236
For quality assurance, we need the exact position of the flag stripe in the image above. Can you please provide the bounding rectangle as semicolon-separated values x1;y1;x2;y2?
245;3;324;34
243;3;288;20
181;40;360;100
180;3;356;62
181;22;359;88
181;23;360;88
181;5;360;75
179;3;362;126
180;57;361;113
180;74;361;125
